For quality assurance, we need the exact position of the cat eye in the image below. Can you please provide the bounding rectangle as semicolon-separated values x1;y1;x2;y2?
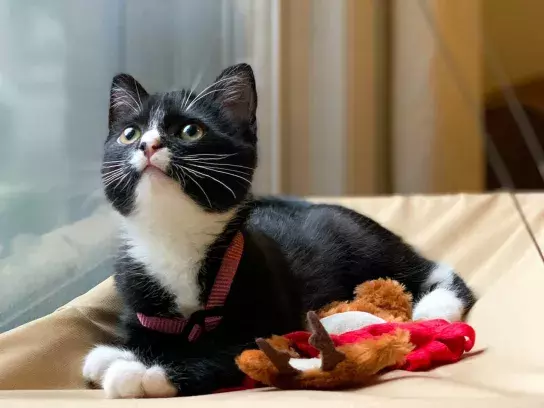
118;127;142;145
181;124;204;141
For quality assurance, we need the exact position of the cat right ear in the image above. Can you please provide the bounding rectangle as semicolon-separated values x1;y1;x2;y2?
109;74;148;128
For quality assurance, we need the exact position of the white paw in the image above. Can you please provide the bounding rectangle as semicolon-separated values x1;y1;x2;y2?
103;360;147;398
83;345;177;398
103;361;178;399
413;288;463;322
83;345;136;384
142;365;178;398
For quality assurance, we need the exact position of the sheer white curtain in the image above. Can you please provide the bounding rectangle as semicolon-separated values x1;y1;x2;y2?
0;0;277;331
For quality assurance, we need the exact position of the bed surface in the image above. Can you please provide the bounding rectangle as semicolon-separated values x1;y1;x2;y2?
1;194;543;407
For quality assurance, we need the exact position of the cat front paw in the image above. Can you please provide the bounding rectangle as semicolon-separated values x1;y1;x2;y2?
103;362;177;398
142;365;178;398
83;345;137;385
103;360;147;398
83;345;177;398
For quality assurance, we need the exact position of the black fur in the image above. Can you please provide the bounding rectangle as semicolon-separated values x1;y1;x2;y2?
104;65;257;215
102;63;476;396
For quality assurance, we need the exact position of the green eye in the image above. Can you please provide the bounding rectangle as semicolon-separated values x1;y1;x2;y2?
181;124;204;141
118;127;141;145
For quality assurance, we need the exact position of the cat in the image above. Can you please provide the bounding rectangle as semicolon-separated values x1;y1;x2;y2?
82;63;476;398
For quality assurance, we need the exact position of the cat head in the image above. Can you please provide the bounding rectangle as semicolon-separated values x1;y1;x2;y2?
102;63;258;216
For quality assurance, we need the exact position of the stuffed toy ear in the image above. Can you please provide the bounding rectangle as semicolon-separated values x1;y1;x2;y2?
235;335;298;386
353;279;413;321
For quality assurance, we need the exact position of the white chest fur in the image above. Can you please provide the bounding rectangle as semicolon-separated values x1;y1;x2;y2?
122;171;235;315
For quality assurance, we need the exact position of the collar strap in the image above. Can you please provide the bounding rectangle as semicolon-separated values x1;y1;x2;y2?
137;231;244;341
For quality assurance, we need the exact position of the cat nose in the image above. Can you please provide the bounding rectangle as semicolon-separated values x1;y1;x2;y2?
139;140;163;158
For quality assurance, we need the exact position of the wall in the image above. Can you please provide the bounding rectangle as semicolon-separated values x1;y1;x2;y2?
483;0;544;94
280;0;384;196
391;0;483;194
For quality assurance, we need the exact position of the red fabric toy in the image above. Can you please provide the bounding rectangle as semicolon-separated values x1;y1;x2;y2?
235;279;476;390
284;319;475;371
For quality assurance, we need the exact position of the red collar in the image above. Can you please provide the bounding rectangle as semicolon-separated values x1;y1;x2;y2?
136;232;244;342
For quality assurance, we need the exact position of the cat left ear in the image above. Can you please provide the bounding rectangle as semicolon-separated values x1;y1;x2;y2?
109;73;148;128
210;63;257;127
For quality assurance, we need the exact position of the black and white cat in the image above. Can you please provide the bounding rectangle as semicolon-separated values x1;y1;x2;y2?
82;63;475;398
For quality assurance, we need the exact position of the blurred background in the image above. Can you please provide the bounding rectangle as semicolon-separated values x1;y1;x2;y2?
0;0;542;330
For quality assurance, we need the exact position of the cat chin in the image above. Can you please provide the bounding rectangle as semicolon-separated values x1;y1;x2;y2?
142;166;169;179
136;170;181;199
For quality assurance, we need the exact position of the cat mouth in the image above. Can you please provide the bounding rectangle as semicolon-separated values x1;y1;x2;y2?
143;163;166;175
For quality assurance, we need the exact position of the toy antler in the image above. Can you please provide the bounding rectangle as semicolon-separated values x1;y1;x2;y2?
256;338;300;376
307;311;346;371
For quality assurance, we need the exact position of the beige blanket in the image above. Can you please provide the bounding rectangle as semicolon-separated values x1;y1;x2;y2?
1;194;544;407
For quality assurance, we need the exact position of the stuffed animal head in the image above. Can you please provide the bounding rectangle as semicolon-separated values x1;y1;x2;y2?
318;278;413;322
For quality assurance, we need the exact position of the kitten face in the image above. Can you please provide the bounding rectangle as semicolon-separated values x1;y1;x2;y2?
102;64;258;216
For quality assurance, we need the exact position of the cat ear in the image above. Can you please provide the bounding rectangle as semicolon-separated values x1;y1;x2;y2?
109;73;148;128
210;63;257;127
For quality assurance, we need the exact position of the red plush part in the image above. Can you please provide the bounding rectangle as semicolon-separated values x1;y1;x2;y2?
220;319;475;393
284;319;475;371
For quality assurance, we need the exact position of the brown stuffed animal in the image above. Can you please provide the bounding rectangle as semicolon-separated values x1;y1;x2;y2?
236;279;415;390
318;278;412;321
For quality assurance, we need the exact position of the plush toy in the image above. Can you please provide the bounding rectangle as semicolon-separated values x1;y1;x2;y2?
235;279;475;390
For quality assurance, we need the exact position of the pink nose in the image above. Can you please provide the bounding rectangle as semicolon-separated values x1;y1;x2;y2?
139;140;163;158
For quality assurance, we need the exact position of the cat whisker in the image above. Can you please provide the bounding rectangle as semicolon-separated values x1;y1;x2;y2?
181;90;191;113
102;173;124;182
185;76;239;111
181;161;253;174
112;86;141;113
182;153;236;157
169;165;186;188
111;98;139;114
102;163;125;169
102;170;128;188
185;88;229;112
101;169;125;182
172;163;204;178
133;78;143;108
102;166;124;175
179;169;187;187
182;71;204;110
177;153;238;161
180;167;213;208
103;160;126;163
182;166;237;199
102;176;124;186
119;171;134;192
103;175;124;188
115;172;131;190
103;176;125;189
175;172;185;188
186;163;251;177
180;161;252;171
184;163;252;184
